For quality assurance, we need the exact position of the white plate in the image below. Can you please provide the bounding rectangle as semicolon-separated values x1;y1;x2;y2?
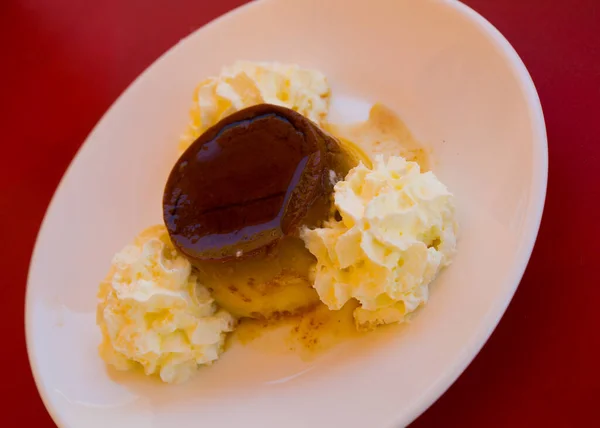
26;0;547;426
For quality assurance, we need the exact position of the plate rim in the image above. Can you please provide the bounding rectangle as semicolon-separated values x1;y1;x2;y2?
25;0;548;426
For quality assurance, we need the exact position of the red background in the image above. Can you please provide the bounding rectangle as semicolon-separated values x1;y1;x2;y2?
2;0;598;426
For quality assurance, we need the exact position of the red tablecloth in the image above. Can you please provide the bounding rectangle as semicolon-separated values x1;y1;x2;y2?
3;0;598;426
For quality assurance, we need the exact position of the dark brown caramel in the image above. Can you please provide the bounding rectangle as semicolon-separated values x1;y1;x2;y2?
163;104;350;263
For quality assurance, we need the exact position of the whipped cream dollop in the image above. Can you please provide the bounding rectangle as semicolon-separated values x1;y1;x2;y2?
180;61;331;151
96;225;235;383
302;156;457;330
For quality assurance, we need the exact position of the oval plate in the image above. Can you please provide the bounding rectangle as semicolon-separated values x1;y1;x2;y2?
26;0;547;426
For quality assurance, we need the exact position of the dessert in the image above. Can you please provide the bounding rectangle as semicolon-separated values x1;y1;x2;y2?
164;104;352;263
96;61;458;383
164;104;356;318
301;156;457;330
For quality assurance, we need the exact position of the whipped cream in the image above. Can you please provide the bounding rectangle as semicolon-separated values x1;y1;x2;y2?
96;225;235;383
180;61;330;151
302;156;457;330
